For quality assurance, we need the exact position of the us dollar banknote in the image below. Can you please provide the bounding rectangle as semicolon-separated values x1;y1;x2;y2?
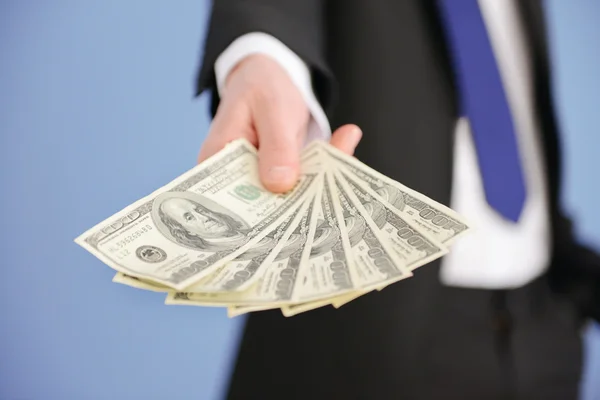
315;142;470;244
282;170;416;317
185;202;305;293
327;169;449;308
114;146;326;294
76;139;317;290
167;179;320;308
113;203;305;294
331;171;412;288
281;172;361;316
95;140;471;318
335;169;448;271
112;273;170;292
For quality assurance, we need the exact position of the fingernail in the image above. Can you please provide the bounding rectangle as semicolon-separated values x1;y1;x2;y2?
267;166;294;183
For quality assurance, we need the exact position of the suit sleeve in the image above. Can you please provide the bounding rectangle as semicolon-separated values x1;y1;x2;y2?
549;214;600;323
195;0;335;117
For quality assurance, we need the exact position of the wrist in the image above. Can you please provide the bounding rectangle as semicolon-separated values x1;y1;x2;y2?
224;54;282;92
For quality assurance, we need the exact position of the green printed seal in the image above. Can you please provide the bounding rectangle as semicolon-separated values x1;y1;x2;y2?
234;184;262;200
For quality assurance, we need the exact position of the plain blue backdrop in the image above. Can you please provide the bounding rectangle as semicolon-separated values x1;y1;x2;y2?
0;1;598;399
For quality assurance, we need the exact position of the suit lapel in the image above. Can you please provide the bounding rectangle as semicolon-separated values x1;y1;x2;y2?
514;0;563;215
515;0;551;76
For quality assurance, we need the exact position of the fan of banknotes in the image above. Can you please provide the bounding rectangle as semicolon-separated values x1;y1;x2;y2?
75;139;470;317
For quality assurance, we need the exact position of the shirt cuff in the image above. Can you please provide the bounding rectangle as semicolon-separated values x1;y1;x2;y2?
214;32;331;145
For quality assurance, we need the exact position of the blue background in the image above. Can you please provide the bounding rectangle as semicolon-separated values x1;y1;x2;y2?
0;1;598;399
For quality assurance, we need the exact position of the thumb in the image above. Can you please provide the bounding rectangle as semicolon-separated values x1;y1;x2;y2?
257;124;304;193
254;107;306;194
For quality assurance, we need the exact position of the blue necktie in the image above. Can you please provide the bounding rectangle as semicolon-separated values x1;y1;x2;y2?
437;0;527;222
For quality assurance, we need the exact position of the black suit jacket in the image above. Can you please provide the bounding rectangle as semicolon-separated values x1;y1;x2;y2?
195;1;600;398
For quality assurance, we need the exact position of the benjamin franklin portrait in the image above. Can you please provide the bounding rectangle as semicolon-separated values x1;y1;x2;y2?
310;212;367;258
233;218;306;261
361;197;387;229
372;184;406;212
152;191;250;252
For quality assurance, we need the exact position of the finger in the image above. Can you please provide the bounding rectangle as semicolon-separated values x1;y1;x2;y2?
254;104;306;194
197;100;255;163
256;122;303;193
329;124;362;155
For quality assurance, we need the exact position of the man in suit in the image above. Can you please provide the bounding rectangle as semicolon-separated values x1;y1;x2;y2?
194;1;600;399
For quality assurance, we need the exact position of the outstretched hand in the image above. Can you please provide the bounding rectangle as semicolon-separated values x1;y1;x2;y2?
198;54;362;193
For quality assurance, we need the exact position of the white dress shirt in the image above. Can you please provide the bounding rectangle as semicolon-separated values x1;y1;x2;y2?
212;0;551;289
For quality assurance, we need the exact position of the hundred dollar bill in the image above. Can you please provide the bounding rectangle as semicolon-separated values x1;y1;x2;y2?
114;201;305;294
280;298;336;317
331;171;412;288
328;168;448;307
197;146;328;294
113;273;170;292
114;143;326;294
167;177;321;308
282;170;422;316
184;201;305;293
313;142;470;244
300;143;323;167
114;147;326;294
75;138;318;290
336;169;448;270
281;172;361;316
227;304;277;318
